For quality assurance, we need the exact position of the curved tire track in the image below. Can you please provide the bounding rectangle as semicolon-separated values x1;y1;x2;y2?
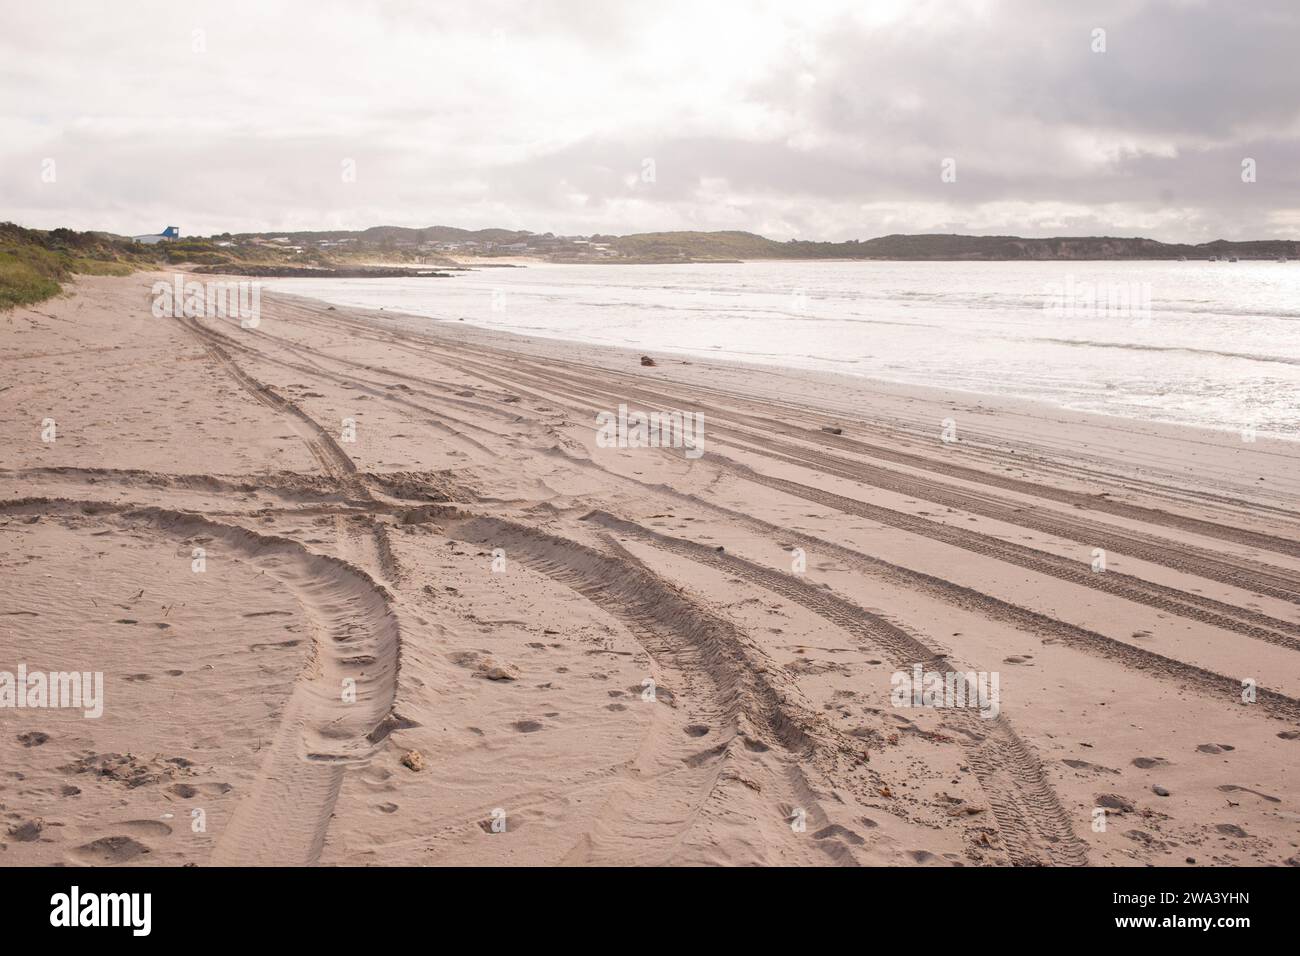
0;497;401;866
581;510;1089;866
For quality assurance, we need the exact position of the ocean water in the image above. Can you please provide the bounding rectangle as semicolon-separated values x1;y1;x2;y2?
268;260;1300;439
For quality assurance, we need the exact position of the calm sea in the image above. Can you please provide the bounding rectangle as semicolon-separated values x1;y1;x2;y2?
268;260;1300;439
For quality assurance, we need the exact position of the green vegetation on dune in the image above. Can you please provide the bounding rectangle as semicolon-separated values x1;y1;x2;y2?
0;222;154;309
0;223;458;308
0;222;461;310
0;246;64;309
65;257;137;276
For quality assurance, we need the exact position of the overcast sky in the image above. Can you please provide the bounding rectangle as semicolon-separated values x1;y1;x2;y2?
3;0;1298;241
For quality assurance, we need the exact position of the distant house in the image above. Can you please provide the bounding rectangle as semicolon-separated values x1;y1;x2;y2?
132;226;180;245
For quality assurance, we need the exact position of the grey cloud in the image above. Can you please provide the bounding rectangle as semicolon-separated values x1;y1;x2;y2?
2;0;1298;240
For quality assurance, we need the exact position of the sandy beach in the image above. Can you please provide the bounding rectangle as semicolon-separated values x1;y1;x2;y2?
2;271;1298;867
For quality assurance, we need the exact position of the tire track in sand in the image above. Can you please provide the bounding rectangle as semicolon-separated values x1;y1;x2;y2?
442;512;850;865
0;498;401;866
543;451;1300;723
368;339;1300;622
707;428;1300;605
721;459;1300;651
581;510;1089;866
432;336;1300;559
167;311;416;858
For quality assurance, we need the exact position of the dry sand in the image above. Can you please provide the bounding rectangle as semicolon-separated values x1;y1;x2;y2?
1;271;1298;866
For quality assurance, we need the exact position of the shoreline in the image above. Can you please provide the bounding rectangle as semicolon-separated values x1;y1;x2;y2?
265;277;1300;464
258;263;1300;446
2;272;1298;867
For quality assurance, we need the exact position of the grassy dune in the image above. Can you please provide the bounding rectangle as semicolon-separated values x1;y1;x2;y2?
0;223;306;310
0;223;149;309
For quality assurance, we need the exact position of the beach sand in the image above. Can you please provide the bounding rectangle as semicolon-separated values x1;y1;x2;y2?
2;272;1298;866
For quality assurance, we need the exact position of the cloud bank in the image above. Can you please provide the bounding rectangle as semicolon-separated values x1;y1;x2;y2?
3;0;1298;240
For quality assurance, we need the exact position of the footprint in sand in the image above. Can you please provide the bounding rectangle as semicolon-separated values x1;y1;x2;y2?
120;820;172;838
1063;759;1119;774
169;782;230;798
684;724;710;737
17;731;49;747
511;720;544;733
1196;743;1235;754
813;824;866;846
6;819;44;842
1131;756;1169;769
69;836;151;864
1095;793;1135;813
1125;829;1166;849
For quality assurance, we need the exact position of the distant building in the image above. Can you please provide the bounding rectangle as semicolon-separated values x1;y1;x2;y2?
132;226;180;245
